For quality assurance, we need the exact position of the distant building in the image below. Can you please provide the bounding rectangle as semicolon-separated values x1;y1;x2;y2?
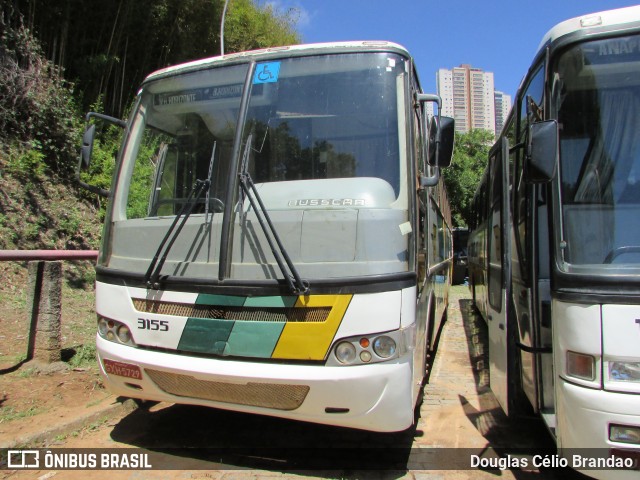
425;101;435;119
436;65;498;136
494;91;512;137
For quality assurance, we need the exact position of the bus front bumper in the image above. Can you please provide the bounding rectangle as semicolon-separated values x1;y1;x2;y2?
557;379;640;479
97;334;415;433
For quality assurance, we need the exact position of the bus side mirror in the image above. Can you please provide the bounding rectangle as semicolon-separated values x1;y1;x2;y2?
76;112;126;197
80;124;96;169
526;120;558;183
428;115;455;168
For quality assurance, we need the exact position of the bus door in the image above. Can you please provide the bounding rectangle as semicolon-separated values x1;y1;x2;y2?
510;65;554;422
511;138;544;416
511;178;554;419
486;138;513;414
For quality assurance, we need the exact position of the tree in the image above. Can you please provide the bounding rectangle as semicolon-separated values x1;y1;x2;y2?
442;129;494;227
0;12;80;177
8;0;301;118
223;0;299;53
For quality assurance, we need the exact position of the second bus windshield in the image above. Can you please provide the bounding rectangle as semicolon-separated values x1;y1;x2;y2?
555;34;640;269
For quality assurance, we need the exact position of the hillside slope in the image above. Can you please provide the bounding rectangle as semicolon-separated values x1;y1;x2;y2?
0;152;103;253
0;149;103;367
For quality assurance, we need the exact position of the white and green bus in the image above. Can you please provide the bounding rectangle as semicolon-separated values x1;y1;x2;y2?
469;6;640;476
79;41;454;432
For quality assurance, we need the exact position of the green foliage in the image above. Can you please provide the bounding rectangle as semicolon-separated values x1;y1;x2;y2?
0;213;18;245
443;129;495;227
125;140;159;219
0;404;46;423
6;142;46;178
68;344;97;369
0;16;81;178
225;0;300;53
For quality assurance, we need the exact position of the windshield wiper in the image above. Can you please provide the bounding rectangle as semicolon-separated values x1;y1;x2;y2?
238;135;310;295
145;178;210;289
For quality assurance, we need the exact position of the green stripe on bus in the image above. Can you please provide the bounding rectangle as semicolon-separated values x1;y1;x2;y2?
243;296;297;308
224;321;285;358
195;294;245;306
178;318;234;354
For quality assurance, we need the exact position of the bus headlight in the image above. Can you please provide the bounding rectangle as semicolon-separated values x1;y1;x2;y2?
329;325;414;366
97;316;137;347
373;336;397;358
335;342;357;364
98;318;110;336
609;361;640;382
117;325;132;344
610;424;640;445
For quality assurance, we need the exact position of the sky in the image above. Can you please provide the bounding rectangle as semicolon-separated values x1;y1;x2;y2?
267;0;640;99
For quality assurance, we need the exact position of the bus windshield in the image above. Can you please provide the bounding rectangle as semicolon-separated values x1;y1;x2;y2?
105;51;410;281
555;34;640;270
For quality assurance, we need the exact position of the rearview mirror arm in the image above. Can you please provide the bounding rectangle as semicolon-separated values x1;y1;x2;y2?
420;168;440;188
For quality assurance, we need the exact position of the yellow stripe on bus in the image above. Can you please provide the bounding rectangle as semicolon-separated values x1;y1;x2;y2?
271;295;352;360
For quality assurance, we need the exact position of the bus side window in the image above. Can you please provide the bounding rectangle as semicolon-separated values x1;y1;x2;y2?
513;65;545;280
150;143;178;217
487;150;503;311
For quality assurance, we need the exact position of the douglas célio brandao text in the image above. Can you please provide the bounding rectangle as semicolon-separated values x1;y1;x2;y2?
470;454;637;470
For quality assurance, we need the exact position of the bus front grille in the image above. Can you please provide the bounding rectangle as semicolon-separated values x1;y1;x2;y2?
145;368;310;411
132;299;330;323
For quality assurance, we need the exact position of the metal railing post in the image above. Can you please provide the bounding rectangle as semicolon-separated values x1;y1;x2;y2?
26;260;62;363
0;250;98;367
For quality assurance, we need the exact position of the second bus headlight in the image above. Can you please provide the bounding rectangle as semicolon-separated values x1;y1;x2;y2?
373;336;397;358
117;325;132;344
609;361;640;382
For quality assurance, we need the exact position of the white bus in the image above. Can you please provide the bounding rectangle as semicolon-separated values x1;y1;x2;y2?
468;6;640;477
78;41;454;432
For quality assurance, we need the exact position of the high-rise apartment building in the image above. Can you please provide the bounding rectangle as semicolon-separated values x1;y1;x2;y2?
436;65;497;135
494;91;512;137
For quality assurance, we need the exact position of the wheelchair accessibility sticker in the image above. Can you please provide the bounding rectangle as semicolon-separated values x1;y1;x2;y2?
253;62;281;84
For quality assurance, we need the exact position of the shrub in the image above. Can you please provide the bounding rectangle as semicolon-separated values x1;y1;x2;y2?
0;15;81;178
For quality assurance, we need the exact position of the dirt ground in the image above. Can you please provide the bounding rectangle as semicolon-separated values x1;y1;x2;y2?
0;261;113;448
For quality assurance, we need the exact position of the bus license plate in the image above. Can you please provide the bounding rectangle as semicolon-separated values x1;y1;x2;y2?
103;359;142;380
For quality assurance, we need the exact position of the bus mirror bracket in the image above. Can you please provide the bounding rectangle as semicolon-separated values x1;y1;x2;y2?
526;119;558;184
420;167;440;188
77;112;126;197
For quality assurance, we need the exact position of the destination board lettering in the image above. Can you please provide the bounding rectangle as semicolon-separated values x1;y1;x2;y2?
598;38;640;57
155;85;243;106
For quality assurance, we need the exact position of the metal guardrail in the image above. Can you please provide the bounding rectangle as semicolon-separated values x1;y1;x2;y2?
0;250;98;261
